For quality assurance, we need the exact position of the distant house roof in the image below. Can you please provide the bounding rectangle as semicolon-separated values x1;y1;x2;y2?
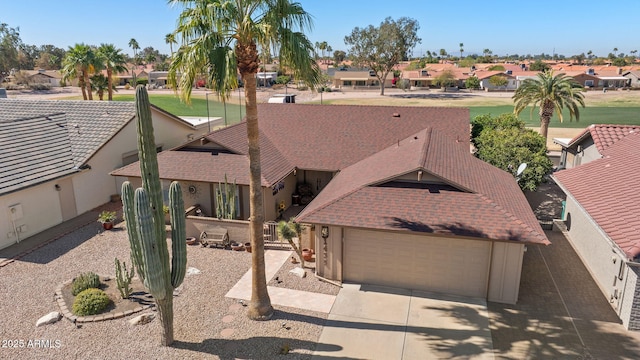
568;124;640;153
0;99;193;167
553;131;640;259
296;127;548;245
0;114;78;195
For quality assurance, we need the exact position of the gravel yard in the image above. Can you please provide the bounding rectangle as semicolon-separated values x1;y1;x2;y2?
0;220;329;359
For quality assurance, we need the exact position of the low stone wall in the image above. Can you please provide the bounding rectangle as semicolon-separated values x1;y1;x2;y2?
186;216;250;244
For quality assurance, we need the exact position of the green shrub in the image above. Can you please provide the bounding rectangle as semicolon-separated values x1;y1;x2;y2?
276;75;290;85
71;272;101;296
136;78;148;86
72;288;111;316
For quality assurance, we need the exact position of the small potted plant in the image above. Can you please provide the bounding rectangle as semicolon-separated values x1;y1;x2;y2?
98;210;117;230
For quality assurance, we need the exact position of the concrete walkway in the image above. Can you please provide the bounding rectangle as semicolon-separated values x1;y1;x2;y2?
225;250;336;313
0;202;121;268
314;284;494;360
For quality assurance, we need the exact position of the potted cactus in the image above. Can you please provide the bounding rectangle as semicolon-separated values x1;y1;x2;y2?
98;210;117;230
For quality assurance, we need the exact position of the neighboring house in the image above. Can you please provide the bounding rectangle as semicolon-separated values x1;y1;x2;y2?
112;104;548;304
553;130;640;330
0;99;196;250
474;71;517;91
553;124;640;169
331;70;393;89
622;71;640;88
566;71;601;88
25;69;63;87
148;71;169;88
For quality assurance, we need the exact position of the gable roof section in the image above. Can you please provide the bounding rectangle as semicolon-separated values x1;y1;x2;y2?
297;128;548;244
207;104;470;172
553;131;640;258
0;99;193;167
0;114;78;195
568;124;640;153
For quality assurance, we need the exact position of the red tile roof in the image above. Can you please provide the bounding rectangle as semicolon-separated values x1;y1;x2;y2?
554;131;640;258
297;127;548;245
568;124;640;153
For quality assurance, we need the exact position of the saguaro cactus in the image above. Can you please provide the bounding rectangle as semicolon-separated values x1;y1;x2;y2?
215;174;236;219
121;85;186;346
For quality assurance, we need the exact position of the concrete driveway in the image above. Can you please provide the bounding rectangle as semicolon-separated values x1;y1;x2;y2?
313;284;493;359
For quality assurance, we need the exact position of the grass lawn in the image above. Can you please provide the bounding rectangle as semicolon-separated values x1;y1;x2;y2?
110;94;246;125
469;106;640;128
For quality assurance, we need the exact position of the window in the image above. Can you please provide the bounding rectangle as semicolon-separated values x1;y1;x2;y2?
355;80;366;86
585;80;594;87
343;80;352;86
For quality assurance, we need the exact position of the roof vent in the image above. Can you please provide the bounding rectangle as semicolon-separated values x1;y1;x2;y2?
392;113;400;117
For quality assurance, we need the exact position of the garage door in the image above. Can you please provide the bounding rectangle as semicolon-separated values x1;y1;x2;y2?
343;228;491;298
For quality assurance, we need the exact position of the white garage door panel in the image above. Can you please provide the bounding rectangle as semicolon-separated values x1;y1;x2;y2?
344;229;490;298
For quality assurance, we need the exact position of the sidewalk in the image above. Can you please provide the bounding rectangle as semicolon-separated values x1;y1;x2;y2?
225;250;336;313
0;202;121;268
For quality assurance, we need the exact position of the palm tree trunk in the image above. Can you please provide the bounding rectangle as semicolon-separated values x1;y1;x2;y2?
107;68;113;101
79;76;87;100
539;101;554;144
84;71;93;100
236;39;273;320
244;71;274;320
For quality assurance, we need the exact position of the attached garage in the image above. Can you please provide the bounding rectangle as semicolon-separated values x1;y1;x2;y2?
343;228;491;298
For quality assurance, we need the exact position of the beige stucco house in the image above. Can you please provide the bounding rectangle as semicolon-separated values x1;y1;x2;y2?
0;99;196;250
113;104;548;304
553;129;640;329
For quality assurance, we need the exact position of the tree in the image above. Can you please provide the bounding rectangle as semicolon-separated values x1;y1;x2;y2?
97;44;127;101
439;48;448;59
465;76;480;90
488;75;508;90
277;218;304;267
165;33;177;58
333;50;346;64
344;17;420;95
128;38;140;63
318;41;327;61
513;70;585;142
0;23;22;83
169;0;320;321
471;113;552;191
529;59;550;72
433;70;456;88
459;42;464;59
61;43;97;100
487;64;505;71
90;73;112;100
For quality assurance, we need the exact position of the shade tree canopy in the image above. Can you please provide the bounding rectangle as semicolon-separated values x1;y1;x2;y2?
344;17;420;95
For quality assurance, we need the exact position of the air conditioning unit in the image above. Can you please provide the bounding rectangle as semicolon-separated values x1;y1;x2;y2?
576;145;583;153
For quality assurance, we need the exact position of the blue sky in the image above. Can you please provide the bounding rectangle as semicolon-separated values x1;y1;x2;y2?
3;0;639;58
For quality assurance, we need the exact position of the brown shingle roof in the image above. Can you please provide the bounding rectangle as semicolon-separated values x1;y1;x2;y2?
207;104;470;172
554;131;640;258
297;127;548;244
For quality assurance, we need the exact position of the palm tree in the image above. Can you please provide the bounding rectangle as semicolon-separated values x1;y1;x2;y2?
513;70;585;142
165;33;177;58
319;41;328;63
459;42;464;59
97;44;127;101
90;73;111;100
129;38;140;63
169;0;319;320
61;43;96;100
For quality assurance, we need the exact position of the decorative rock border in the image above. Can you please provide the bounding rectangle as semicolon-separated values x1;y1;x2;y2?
54;277;153;323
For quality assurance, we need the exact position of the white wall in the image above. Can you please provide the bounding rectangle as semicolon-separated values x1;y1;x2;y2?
0;182;63;250
564;196;627;311
80;113;194;215
488;242;524;304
